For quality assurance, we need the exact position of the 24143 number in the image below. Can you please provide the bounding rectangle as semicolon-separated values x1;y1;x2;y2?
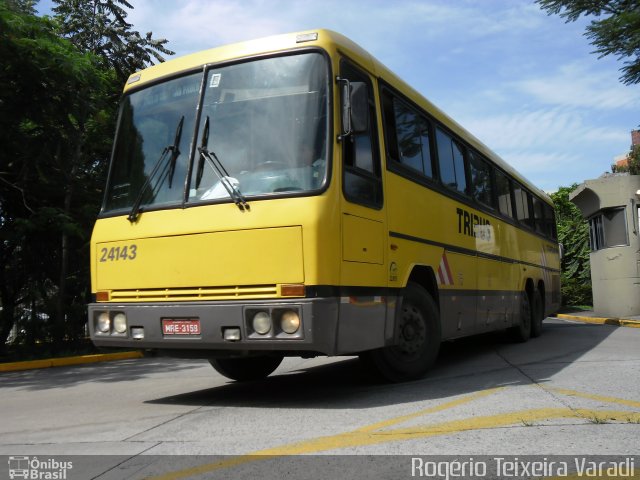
99;245;137;262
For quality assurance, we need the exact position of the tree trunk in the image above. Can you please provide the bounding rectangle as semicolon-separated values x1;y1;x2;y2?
53;143;81;350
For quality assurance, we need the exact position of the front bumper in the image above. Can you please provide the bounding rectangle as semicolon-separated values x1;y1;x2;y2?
88;298;340;356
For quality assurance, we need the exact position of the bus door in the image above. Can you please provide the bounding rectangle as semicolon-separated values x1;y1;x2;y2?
336;58;388;353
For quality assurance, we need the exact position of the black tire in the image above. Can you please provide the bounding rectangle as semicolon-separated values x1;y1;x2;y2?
509;290;532;342
209;355;283;382
360;282;441;382
530;289;544;338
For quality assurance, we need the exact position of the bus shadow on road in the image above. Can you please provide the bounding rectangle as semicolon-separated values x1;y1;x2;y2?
144;319;622;409
0;357;206;391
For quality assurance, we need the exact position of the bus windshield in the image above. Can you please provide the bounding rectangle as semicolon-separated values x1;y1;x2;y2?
103;52;329;214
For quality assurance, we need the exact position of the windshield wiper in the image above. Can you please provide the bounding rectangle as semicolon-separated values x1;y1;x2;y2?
167;116;184;189
196;116;250;211
128;116;184;223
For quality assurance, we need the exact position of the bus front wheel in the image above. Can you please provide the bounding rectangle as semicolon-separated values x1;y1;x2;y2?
209;355;283;382
360;282;441;382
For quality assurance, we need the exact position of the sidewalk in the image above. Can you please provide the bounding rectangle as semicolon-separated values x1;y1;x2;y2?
556;310;640;328
0;350;144;373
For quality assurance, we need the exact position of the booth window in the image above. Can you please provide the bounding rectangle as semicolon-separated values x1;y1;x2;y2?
589;207;628;251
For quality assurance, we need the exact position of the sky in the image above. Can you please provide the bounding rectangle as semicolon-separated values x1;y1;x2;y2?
38;0;639;192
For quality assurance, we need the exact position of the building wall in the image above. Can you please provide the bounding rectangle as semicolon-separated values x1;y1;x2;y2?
570;175;640;317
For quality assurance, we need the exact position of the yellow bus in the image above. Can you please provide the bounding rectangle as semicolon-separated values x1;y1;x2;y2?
88;29;561;382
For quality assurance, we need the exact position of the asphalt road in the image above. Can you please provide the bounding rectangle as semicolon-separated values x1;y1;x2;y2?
1;318;639;479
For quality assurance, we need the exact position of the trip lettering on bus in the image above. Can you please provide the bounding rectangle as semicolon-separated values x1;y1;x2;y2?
456;207;491;241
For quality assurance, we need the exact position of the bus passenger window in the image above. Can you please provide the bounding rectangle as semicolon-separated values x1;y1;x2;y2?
394;102;422;172
532;196;545;233
436;128;467;194
495;169;513;218
543;203;557;239
469;152;493;207
514;185;533;229
392;100;433;177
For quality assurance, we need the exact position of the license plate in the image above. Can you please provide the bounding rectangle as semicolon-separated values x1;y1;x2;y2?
162;318;201;335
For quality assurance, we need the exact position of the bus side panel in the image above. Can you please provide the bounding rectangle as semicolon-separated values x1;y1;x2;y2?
385;173;484;340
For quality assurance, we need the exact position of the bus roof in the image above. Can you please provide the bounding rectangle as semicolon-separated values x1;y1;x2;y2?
124;29;551;204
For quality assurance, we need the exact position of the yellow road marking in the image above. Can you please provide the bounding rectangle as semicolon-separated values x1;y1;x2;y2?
147;388;502;480
146;385;640;480
245;409;638;456
357;386;504;433
546;387;640;409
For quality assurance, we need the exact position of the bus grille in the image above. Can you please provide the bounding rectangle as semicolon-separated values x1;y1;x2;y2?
107;285;278;302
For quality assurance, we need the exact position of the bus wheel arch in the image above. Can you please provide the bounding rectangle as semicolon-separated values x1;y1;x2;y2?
406;264;440;311
360;280;441;382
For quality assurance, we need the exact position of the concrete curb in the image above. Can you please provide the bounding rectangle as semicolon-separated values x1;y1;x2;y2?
556;313;640;328
0;351;144;373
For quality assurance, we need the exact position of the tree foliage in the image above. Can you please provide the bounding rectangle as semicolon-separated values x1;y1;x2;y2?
611;144;640;174
536;0;640;85
0;0;172;355
0;1;109;351
53;0;173;84
550;185;593;306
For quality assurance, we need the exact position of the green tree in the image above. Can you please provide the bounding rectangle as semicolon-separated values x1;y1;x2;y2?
536;0;640;85
611;143;640;174
1;0;172;354
46;0;173;348
4;0;35;14
53;0;173;84
550;185;593;306
0;1;112;351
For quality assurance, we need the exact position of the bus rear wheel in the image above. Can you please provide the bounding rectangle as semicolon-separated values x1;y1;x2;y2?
209;355;283;382
360;282;441;382
530;289;544;338
509;290;532;342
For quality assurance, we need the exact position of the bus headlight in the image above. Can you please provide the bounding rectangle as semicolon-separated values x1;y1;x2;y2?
280;310;300;334
97;312;111;333
252;311;272;335
113;312;127;334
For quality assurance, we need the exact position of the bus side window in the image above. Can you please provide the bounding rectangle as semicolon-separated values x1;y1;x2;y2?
381;90;400;162
495;169;514;218
341;60;382;209
532;196;545;234
382;91;434;178
514;184;534;229
469;151;494;208
436;128;467;195
544;203;557;239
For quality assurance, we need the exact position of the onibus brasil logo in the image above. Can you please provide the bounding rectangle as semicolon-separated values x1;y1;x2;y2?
8;456;73;479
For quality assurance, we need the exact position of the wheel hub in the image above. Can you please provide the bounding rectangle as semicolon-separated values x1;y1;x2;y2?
397;306;426;356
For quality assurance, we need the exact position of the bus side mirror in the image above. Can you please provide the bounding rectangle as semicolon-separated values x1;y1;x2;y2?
559;243;564;260
338;78;369;140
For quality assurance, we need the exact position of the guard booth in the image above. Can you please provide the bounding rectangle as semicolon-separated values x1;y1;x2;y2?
570;175;640;317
